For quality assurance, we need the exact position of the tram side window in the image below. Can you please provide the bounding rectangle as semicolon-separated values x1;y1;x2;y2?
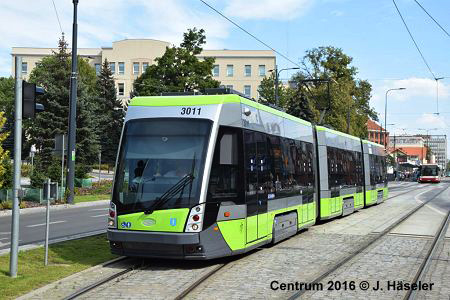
207;127;244;204
369;154;386;185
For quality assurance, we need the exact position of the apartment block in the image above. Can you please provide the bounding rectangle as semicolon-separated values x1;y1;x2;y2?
11;39;276;103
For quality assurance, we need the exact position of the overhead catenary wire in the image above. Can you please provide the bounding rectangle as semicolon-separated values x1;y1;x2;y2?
51;0;64;36
392;0;436;79
199;0;300;68
414;0;450;40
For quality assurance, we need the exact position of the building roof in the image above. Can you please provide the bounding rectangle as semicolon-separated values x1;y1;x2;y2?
366;119;385;132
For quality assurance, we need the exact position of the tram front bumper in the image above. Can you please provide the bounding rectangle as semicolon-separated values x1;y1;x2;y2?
107;226;232;259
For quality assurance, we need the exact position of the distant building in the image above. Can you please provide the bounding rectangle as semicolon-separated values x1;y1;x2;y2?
11;39;276;103
416;134;447;171
366;119;389;146
388;135;429;165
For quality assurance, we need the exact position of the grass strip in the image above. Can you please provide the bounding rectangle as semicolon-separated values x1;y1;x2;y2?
0;234;117;300
74;194;110;203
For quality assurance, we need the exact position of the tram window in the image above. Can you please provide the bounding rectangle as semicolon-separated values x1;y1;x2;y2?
267;135;283;198
207;127;244;204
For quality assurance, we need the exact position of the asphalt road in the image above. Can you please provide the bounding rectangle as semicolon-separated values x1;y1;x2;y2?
0;202;109;252
0;179;448;253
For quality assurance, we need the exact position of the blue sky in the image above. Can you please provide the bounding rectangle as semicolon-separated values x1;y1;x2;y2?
1;0;449;155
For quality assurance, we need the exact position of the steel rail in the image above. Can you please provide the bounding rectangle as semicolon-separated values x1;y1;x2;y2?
405;210;450;300
288;184;449;300
63;257;143;300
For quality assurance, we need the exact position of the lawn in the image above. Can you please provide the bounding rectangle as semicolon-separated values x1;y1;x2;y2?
0;234;117;300
74;194;110;203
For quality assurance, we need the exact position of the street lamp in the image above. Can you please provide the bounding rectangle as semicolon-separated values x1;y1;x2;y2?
384;88;406;149
268;66;300;106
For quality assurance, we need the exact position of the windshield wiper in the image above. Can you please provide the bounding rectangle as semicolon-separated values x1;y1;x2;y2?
144;173;195;215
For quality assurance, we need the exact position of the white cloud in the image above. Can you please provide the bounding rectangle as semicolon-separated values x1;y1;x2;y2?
416;113;448;129
224;0;313;20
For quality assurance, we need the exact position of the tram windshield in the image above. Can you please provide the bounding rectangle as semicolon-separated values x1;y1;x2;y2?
421;165;439;176
113;118;212;214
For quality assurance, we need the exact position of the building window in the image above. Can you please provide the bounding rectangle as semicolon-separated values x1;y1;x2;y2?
244;85;251;97
213;65;219;77
133;62;139;75
245;65;251;77
142;62;149;73
259;65;265;76
227;65;234;77
118;62;125;75
95;63;101;75
118;83;124;96
226;85;233;90
109;62;115;74
21;62;27;74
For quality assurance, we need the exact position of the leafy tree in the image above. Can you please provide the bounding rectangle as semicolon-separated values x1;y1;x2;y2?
288;46;378;137
27;36;100;177
257;73;292;108
133;28;220;96
0;111;11;188
96;59;124;164
285;87;318;122
0;77;15;155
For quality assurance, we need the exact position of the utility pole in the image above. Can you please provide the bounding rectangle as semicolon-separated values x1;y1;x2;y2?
9;56;22;278
66;0;79;204
274;65;278;106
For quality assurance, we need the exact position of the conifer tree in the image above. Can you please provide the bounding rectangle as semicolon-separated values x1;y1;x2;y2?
96;59;124;164
0;111;10;188
27;35;100;176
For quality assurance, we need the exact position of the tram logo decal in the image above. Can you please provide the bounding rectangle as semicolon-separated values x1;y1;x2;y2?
142;219;156;226
170;218;177;226
121;221;132;229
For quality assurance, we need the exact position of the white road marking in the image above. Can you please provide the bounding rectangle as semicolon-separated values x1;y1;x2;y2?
0;232;10;235
91;214;108;218
0;237;8;241
27;220;66;228
89;208;108;211
425;204;447;216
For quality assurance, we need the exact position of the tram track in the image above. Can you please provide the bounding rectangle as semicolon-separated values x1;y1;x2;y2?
405;210;450;300
288;183;450;300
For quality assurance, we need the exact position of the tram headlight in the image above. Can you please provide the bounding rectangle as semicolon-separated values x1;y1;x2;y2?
185;204;204;233
108;201;117;229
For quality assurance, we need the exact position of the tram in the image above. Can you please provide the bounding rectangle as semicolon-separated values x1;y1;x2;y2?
107;89;388;259
418;164;440;183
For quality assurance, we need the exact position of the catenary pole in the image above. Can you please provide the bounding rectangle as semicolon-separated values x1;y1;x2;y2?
66;0;79;204
9;56;22;277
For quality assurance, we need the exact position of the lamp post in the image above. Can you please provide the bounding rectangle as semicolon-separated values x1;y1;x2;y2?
434;77;446;115
384;88;406;149
268;66;300;107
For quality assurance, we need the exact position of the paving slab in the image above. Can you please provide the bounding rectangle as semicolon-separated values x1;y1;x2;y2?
389;205;446;237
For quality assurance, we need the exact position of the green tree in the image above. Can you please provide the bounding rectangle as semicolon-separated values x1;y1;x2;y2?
97;59;124;164
133;28;220;96
288;46;378;137
0;111;10;188
27;36;100;175
0;77;15;155
257;73;292;107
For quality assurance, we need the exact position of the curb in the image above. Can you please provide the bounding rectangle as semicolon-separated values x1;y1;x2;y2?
0;229;107;256
0;200;110;217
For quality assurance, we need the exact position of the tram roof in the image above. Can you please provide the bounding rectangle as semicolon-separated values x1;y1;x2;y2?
130;94;312;127
362;139;385;148
316;125;361;142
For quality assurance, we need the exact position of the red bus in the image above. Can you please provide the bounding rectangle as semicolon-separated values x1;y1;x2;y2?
418;164;440;183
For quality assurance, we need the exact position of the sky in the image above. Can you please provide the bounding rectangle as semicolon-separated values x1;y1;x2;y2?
0;0;449;156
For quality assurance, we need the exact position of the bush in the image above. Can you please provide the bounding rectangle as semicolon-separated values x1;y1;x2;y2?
21;163;32;177
0;200;12;209
30;169;47;188
75;164;91;179
0;158;13;189
75;180;112;196
47;157;63;184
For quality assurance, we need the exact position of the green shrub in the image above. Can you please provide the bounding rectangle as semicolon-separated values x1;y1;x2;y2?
75;180;112;196
47;157;63;184
75;164;91;179
30;169;46;188
0;200;12;209
21;163;32;177
0;158;13;189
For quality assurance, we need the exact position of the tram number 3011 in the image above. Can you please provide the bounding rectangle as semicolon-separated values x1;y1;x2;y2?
181;107;201;116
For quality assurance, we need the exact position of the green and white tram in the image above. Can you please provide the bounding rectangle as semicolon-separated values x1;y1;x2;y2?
107;90;388;259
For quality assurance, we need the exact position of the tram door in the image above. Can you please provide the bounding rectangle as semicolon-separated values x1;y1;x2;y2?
244;131;268;243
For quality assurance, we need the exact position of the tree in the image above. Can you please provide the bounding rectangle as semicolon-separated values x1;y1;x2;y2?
0;77;15;155
0;111;10;188
26;36;100;178
257;73;292;108
133;28;220;96
288;46;378;137
97;59;124;164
